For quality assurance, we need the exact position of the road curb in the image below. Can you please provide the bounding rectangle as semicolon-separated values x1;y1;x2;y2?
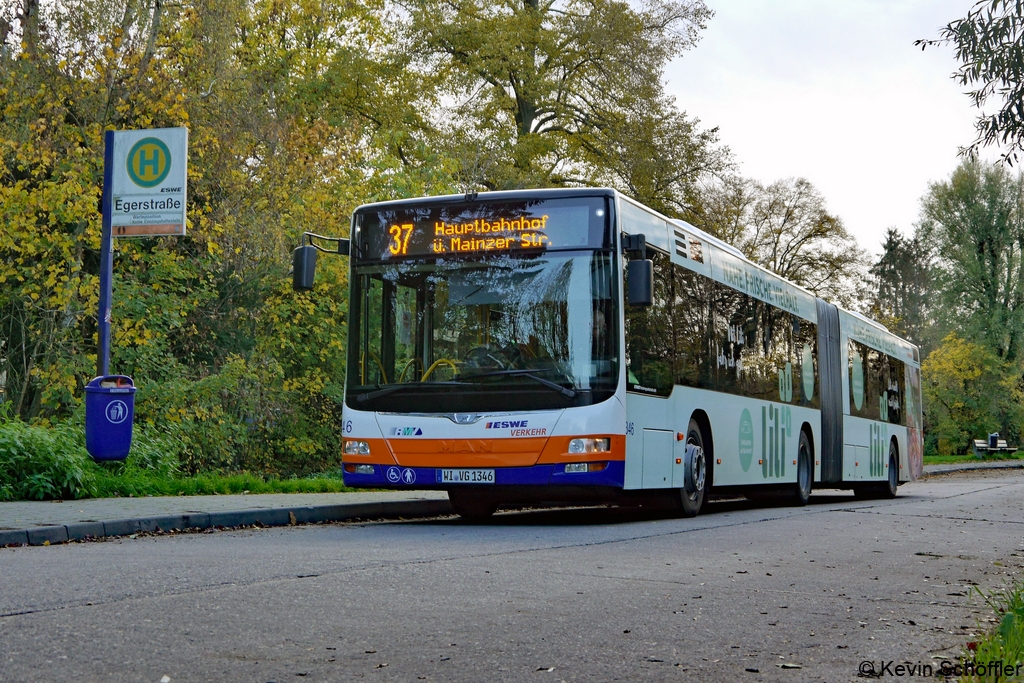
922;461;1024;477
1;499;453;548
4;462;1016;548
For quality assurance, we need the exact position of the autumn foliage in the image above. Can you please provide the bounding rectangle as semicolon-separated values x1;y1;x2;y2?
0;0;725;478
0;0;436;474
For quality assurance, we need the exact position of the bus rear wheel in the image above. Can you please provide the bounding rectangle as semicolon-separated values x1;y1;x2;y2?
881;444;898;498
448;489;499;521
675;418;708;517
854;442;899;500
791;430;813;506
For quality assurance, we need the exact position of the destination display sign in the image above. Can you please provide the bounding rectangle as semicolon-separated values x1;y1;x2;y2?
356;197;608;260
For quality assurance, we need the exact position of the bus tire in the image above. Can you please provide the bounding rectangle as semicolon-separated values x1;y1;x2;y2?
854;441;899;500
448;489;499;521
880;442;898;499
675;418;708;517
791;430;813;506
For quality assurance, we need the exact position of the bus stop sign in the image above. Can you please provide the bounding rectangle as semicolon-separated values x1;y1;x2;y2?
110;127;188;237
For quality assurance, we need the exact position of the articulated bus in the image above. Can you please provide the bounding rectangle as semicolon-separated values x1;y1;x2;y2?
315;188;923;519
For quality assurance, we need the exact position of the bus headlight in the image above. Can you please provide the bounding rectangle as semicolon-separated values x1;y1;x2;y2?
343;440;371;455
344;464;375;474
568;438;610;454
564;462;608;473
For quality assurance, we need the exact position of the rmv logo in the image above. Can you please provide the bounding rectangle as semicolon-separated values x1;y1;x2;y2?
389;427;423;436
126;137;171;188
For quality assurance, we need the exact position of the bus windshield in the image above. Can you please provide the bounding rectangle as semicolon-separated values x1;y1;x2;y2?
346;251;618;413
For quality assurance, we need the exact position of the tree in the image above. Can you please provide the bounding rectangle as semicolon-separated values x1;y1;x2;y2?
922;332;1024;454
403;0;724;197
687;176;868;307
589;99;728;217
918;160;1024;363
684;174;754;246
868;227;934;352
0;0;452;473
917;0;1024;164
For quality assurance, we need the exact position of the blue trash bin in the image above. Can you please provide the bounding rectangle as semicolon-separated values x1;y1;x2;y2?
85;375;136;461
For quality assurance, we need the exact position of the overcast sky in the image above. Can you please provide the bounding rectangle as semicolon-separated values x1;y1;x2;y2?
666;0;993;257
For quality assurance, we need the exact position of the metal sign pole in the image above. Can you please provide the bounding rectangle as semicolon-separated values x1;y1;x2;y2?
97;129;115;377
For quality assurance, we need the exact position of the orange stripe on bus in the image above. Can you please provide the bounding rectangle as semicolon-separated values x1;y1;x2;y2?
364;434;628;468
387;437;548;467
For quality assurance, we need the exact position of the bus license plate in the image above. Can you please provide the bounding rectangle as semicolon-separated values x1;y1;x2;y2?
439;469;495;484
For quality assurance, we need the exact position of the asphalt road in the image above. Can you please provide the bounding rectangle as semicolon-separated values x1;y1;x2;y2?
2;471;1023;682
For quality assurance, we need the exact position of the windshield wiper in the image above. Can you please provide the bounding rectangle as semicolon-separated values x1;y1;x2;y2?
460;369;578;398
355;380;470;403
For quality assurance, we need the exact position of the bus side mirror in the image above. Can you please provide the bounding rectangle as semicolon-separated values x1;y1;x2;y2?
627;258;653;307
291;235;351;291
292;245;318;291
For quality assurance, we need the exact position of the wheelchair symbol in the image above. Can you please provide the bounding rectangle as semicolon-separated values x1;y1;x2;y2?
386;467;402;484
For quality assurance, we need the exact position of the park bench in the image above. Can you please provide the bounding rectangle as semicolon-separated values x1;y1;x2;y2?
971;434;1018;458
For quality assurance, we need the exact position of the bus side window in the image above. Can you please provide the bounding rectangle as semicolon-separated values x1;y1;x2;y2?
873;349;888;421
794;317;819;408
624;251;674;395
711;281;754;396
672;264;712;390
849;340;868;418
665;256;818;408
849;340;883;421
767;307;793;403
749;300;789;402
886;356;905;426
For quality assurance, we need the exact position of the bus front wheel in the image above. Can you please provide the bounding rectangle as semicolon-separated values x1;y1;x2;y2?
675;418;708;517
448;489;499;521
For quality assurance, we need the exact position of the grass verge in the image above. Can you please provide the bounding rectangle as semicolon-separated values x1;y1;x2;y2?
924;454;1023;466
1;418;353;501
961;583;1024;681
91;468;352;497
